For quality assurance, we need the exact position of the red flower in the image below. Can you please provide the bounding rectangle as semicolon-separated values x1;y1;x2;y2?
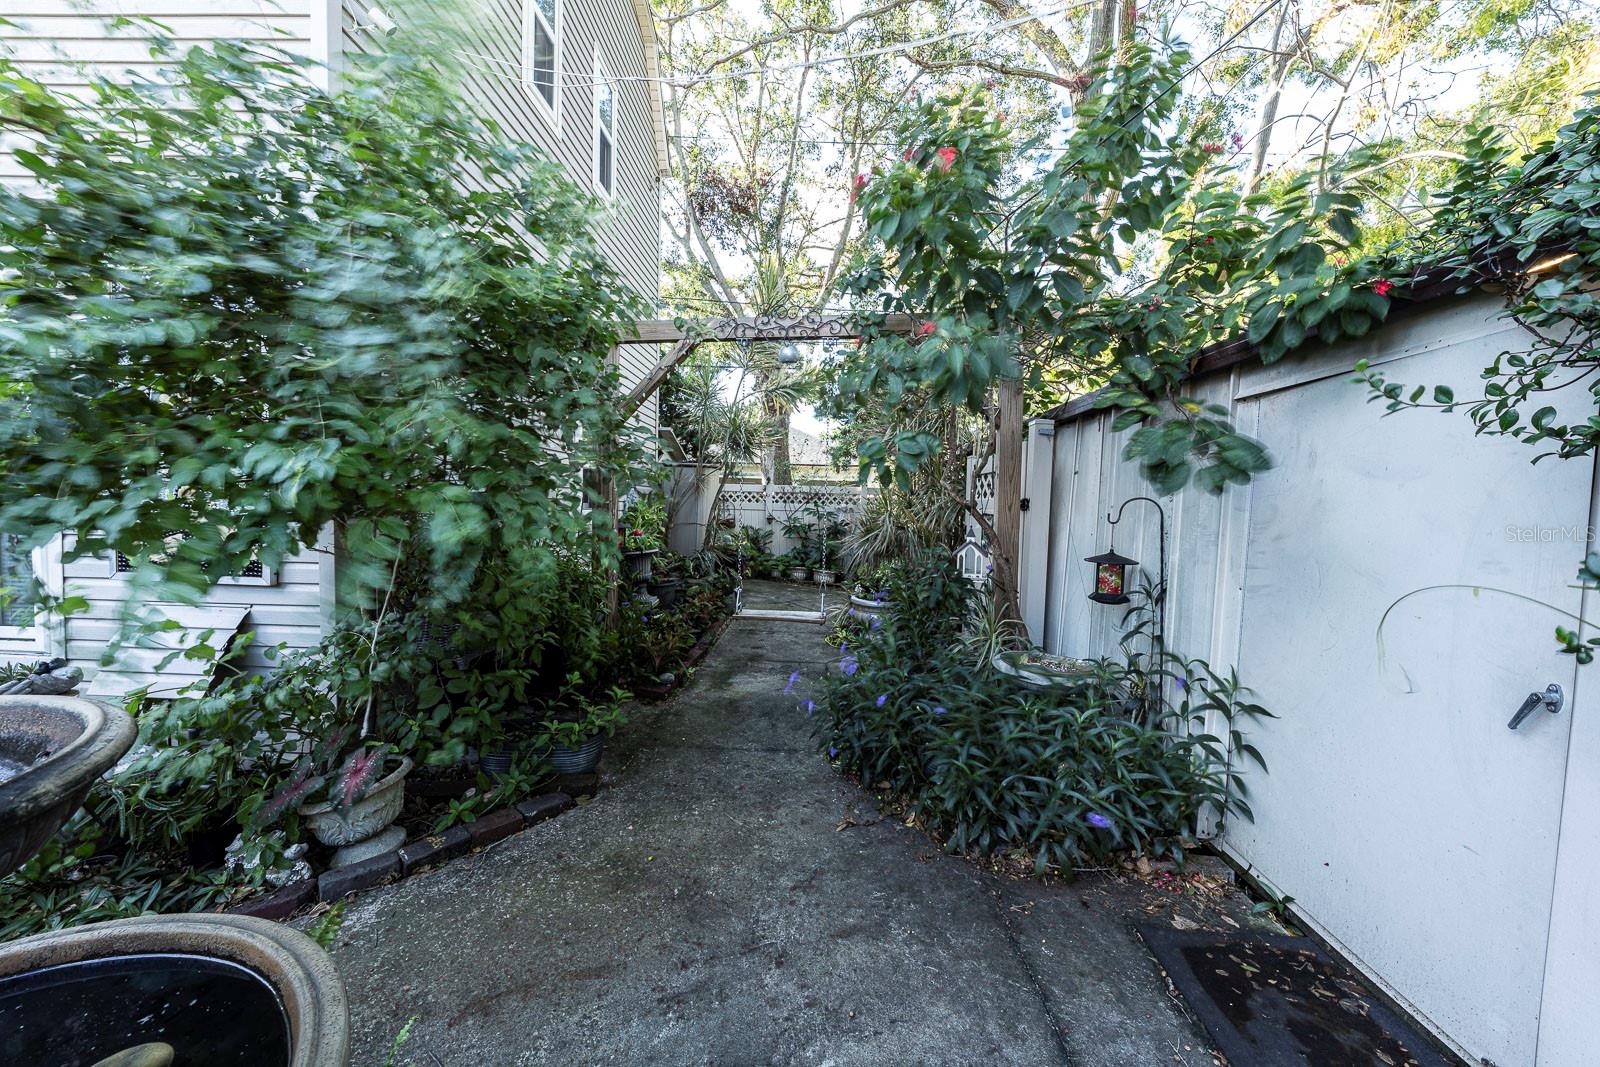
850;172;867;203
902;148;914;162
1374;278;1394;297
1201;142;1223;154
914;321;936;339
934;146;958;173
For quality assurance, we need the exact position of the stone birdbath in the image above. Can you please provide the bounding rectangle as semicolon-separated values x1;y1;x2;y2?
0;695;351;1066
0;695;136;875
990;649;1100;693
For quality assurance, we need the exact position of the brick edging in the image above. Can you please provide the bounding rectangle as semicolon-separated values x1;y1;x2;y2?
226;790;578;920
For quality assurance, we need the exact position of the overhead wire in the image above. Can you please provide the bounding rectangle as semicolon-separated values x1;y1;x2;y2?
448;1;1109;91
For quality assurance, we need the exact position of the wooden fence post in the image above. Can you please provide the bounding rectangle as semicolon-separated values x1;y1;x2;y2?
993;376;1024;626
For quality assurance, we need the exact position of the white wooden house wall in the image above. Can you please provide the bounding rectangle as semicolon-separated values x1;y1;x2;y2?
0;0;665;689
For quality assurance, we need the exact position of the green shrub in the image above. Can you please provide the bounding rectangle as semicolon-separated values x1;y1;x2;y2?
812;554;1269;872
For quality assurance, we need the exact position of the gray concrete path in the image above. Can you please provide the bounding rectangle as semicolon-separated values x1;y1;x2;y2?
328;617;1253;1066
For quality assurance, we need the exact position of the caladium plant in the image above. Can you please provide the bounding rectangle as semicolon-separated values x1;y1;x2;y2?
251;740;394;830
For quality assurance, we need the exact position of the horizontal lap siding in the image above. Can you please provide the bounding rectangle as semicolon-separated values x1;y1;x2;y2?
1;4;327;691
0;2;314;186
57;543;330;685
340;0;661;429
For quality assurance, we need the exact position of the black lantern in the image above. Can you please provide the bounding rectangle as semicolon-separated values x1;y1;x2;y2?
1085;548;1138;604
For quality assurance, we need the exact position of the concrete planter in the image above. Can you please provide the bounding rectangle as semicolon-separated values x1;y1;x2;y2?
622;549;658;583
814;568;837;586
788;566;811;583
301;757;412;869
0;913;349;1066
0;696;137;876
849;592;890;612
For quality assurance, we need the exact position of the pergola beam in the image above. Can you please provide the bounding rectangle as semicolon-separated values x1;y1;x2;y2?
618;312;920;418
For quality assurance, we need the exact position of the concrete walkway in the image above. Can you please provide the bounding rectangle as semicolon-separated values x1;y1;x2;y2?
328;616;1254;1066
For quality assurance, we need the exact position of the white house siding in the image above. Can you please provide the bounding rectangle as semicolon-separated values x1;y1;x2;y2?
0;4;331;685
2;0;665;685
1028;292;1599;1065
337;0;663;430
0;0;318;190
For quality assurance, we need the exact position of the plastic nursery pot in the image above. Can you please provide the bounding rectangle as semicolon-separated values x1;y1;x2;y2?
479;750;514;778
550;735;604;775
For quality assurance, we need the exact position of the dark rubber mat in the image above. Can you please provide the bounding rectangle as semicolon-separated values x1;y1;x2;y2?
1138;925;1455;1066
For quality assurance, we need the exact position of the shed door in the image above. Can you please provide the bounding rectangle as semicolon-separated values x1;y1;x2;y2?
1224;342;1590;1066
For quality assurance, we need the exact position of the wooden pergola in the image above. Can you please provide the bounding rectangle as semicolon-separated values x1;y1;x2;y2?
609;312;1024;621
614;312;919;418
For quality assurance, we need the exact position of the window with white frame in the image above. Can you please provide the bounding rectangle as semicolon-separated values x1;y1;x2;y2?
0;533;36;628
594;47;615;196
524;0;558;114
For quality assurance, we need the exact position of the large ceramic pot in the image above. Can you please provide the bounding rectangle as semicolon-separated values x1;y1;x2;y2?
788;566;811;583
0;696;137;876
0;913;349;1066
550;735;603;775
300;756;412;868
813;568;837;586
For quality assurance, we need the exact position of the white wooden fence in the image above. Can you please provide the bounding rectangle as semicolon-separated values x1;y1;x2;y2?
714;482;873;557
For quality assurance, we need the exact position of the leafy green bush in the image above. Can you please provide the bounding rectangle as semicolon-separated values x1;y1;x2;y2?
812;553;1269;871
0;37;651;614
0;34;657;931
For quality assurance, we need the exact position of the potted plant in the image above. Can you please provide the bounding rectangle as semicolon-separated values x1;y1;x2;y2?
541;680;628;775
620;495;667;583
786;548;812;584
647;551;686;608
780;512;817;582
851;559;901;610
257;736;414;869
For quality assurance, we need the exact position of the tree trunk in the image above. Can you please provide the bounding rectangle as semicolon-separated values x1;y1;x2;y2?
770;405;793;485
991;377;1024;627
1249;4;1295;192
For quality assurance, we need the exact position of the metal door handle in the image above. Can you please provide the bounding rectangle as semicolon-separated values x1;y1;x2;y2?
1508;684;1564;730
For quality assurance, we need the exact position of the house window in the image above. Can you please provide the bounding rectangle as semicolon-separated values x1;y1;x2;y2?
594;48;615;196
112;536;275;587
524;0;558;114
0;533;35;628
